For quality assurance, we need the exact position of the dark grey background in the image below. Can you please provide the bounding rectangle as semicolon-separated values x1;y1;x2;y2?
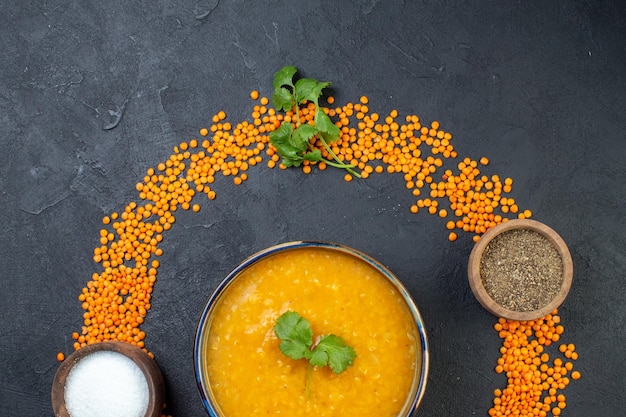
1;1;624;416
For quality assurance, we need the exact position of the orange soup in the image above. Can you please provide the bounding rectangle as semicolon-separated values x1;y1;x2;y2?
201;246;422;416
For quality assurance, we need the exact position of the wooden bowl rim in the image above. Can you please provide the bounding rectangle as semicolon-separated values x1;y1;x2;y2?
468;219;573;321
51;341;165;417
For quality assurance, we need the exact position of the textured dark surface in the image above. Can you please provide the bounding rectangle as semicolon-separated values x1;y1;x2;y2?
1;1;625;416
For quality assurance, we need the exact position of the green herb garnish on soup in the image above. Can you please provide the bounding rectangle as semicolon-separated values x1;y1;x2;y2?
274;311;356;374
274;310;356;396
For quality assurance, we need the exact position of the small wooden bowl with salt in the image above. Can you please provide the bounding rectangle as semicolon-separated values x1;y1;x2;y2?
468;219;573;321
51;341;165;417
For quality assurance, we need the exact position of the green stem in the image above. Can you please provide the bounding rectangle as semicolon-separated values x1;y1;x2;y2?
321;157;355;170
318;137;362;178
305;362;313;398
294;99;301;128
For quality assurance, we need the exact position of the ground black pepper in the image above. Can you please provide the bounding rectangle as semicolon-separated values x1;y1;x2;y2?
479;229;563;312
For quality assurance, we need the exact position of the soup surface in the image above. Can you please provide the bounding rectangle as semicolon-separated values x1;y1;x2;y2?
203;247;420;417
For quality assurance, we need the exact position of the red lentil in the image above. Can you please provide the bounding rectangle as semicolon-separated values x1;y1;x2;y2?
490;310;580;417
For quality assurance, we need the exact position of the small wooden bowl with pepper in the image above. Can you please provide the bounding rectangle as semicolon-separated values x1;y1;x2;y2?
468;219;573;321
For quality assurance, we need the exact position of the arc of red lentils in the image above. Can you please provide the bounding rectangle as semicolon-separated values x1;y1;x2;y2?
59;89;577;417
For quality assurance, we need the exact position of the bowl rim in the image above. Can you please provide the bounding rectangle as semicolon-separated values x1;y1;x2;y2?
51;340;165;417
468;219;574;321
193;240;429;417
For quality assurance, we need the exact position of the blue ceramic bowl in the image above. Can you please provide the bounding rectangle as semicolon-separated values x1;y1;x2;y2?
193;241;429;416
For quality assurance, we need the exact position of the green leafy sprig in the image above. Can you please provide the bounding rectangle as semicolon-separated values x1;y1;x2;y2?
269;66;361;178
274;311;357;395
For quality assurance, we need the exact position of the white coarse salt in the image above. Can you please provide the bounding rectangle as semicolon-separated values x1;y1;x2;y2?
64;350;149;417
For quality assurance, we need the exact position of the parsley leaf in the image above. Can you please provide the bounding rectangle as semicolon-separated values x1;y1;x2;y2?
303;149;323;162
274;311;313;360
272;87;295;112
294;78;329;105
274;311;356;373
314;109;341;142
267;123;304;167
268;66;361;178
292;124;318;146
312;334;357;374
273;65;297;89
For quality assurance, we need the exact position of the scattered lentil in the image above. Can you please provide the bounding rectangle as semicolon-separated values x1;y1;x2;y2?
490;311;581;417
